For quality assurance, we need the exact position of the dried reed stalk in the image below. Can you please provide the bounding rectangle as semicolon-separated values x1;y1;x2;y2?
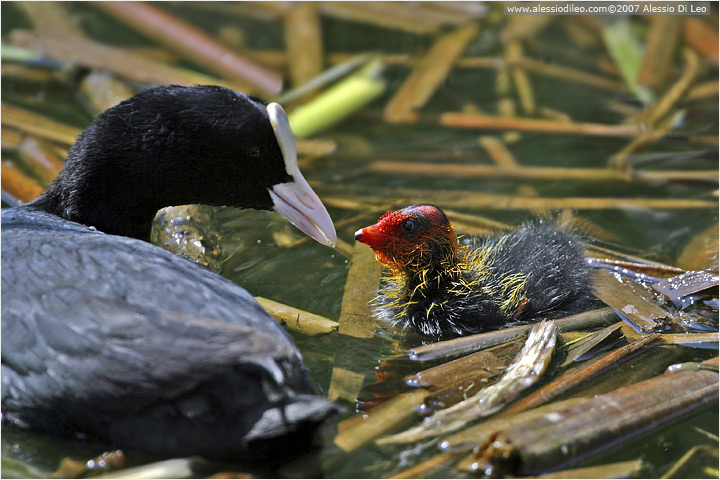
1;162;44;203
96;1;282;96
9;30;242;92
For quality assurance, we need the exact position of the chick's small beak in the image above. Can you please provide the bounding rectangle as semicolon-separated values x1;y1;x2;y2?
267;102;336;247
354;224;386;250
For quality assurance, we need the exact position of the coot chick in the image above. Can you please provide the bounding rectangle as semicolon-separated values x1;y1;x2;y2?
355;205;591;337
2;85;339;461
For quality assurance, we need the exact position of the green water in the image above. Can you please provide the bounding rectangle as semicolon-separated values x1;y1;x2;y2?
2;2;718;478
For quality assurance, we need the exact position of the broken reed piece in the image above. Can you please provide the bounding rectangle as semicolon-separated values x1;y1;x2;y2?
8;30;241;94
661;332;719;346
591;269;675;332
559;322;625;367
95;1;282;96
1;162;44;203
409;307;617;362
457;356;718;477
333;388;428;453
382;322;559;443
254;297;338;336
1;102;81;146
501;332;662;416
384;23;478;123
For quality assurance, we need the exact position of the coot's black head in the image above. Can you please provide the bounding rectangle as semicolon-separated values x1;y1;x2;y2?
34;85;336;245
354;204;459;274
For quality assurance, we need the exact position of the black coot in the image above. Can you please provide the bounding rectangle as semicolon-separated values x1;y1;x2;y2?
1;85;339;461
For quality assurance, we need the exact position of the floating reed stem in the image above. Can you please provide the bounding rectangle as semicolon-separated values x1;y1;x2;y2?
505;39;535;115
255;297;338;336
501;333;661;416
637;16;682;89
592;270;674;332
79;71;135;114
367;161;718;184
652;269;719;301
1;162;44;203
530;459;644;479
559;323;624;367
439;112;642;137
284;2;323;94
327;241;382;402
9;30;239;92
384;23;478;123
645;48;700;127
409;307;617;362
1;102;81;146
462;358;718;476
682;17;719;65
334;389;428;452
322;188;718;212
676;223;719;272
389;451;464;479
16;136;64;185
96;1;282;96
384;322;559;443
1;128;24;149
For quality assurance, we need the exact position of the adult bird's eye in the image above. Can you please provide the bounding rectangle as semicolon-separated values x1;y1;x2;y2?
402;218;419;233
248;146;261;158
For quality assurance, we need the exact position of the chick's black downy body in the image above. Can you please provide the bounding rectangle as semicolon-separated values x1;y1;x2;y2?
356;205;591;338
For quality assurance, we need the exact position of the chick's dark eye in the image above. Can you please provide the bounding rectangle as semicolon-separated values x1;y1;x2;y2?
402;218;419;233
248;146;261;158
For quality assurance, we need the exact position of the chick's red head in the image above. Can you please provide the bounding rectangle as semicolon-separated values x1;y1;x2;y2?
354;204;458;273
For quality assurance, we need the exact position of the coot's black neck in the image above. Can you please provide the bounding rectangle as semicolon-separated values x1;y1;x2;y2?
29;167;180;241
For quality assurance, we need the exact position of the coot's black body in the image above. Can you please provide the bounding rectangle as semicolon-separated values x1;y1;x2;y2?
1;85;338;460
356;205;591;338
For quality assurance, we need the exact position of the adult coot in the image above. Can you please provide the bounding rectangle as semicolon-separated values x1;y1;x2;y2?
1;85;339;461
355;204;591;337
